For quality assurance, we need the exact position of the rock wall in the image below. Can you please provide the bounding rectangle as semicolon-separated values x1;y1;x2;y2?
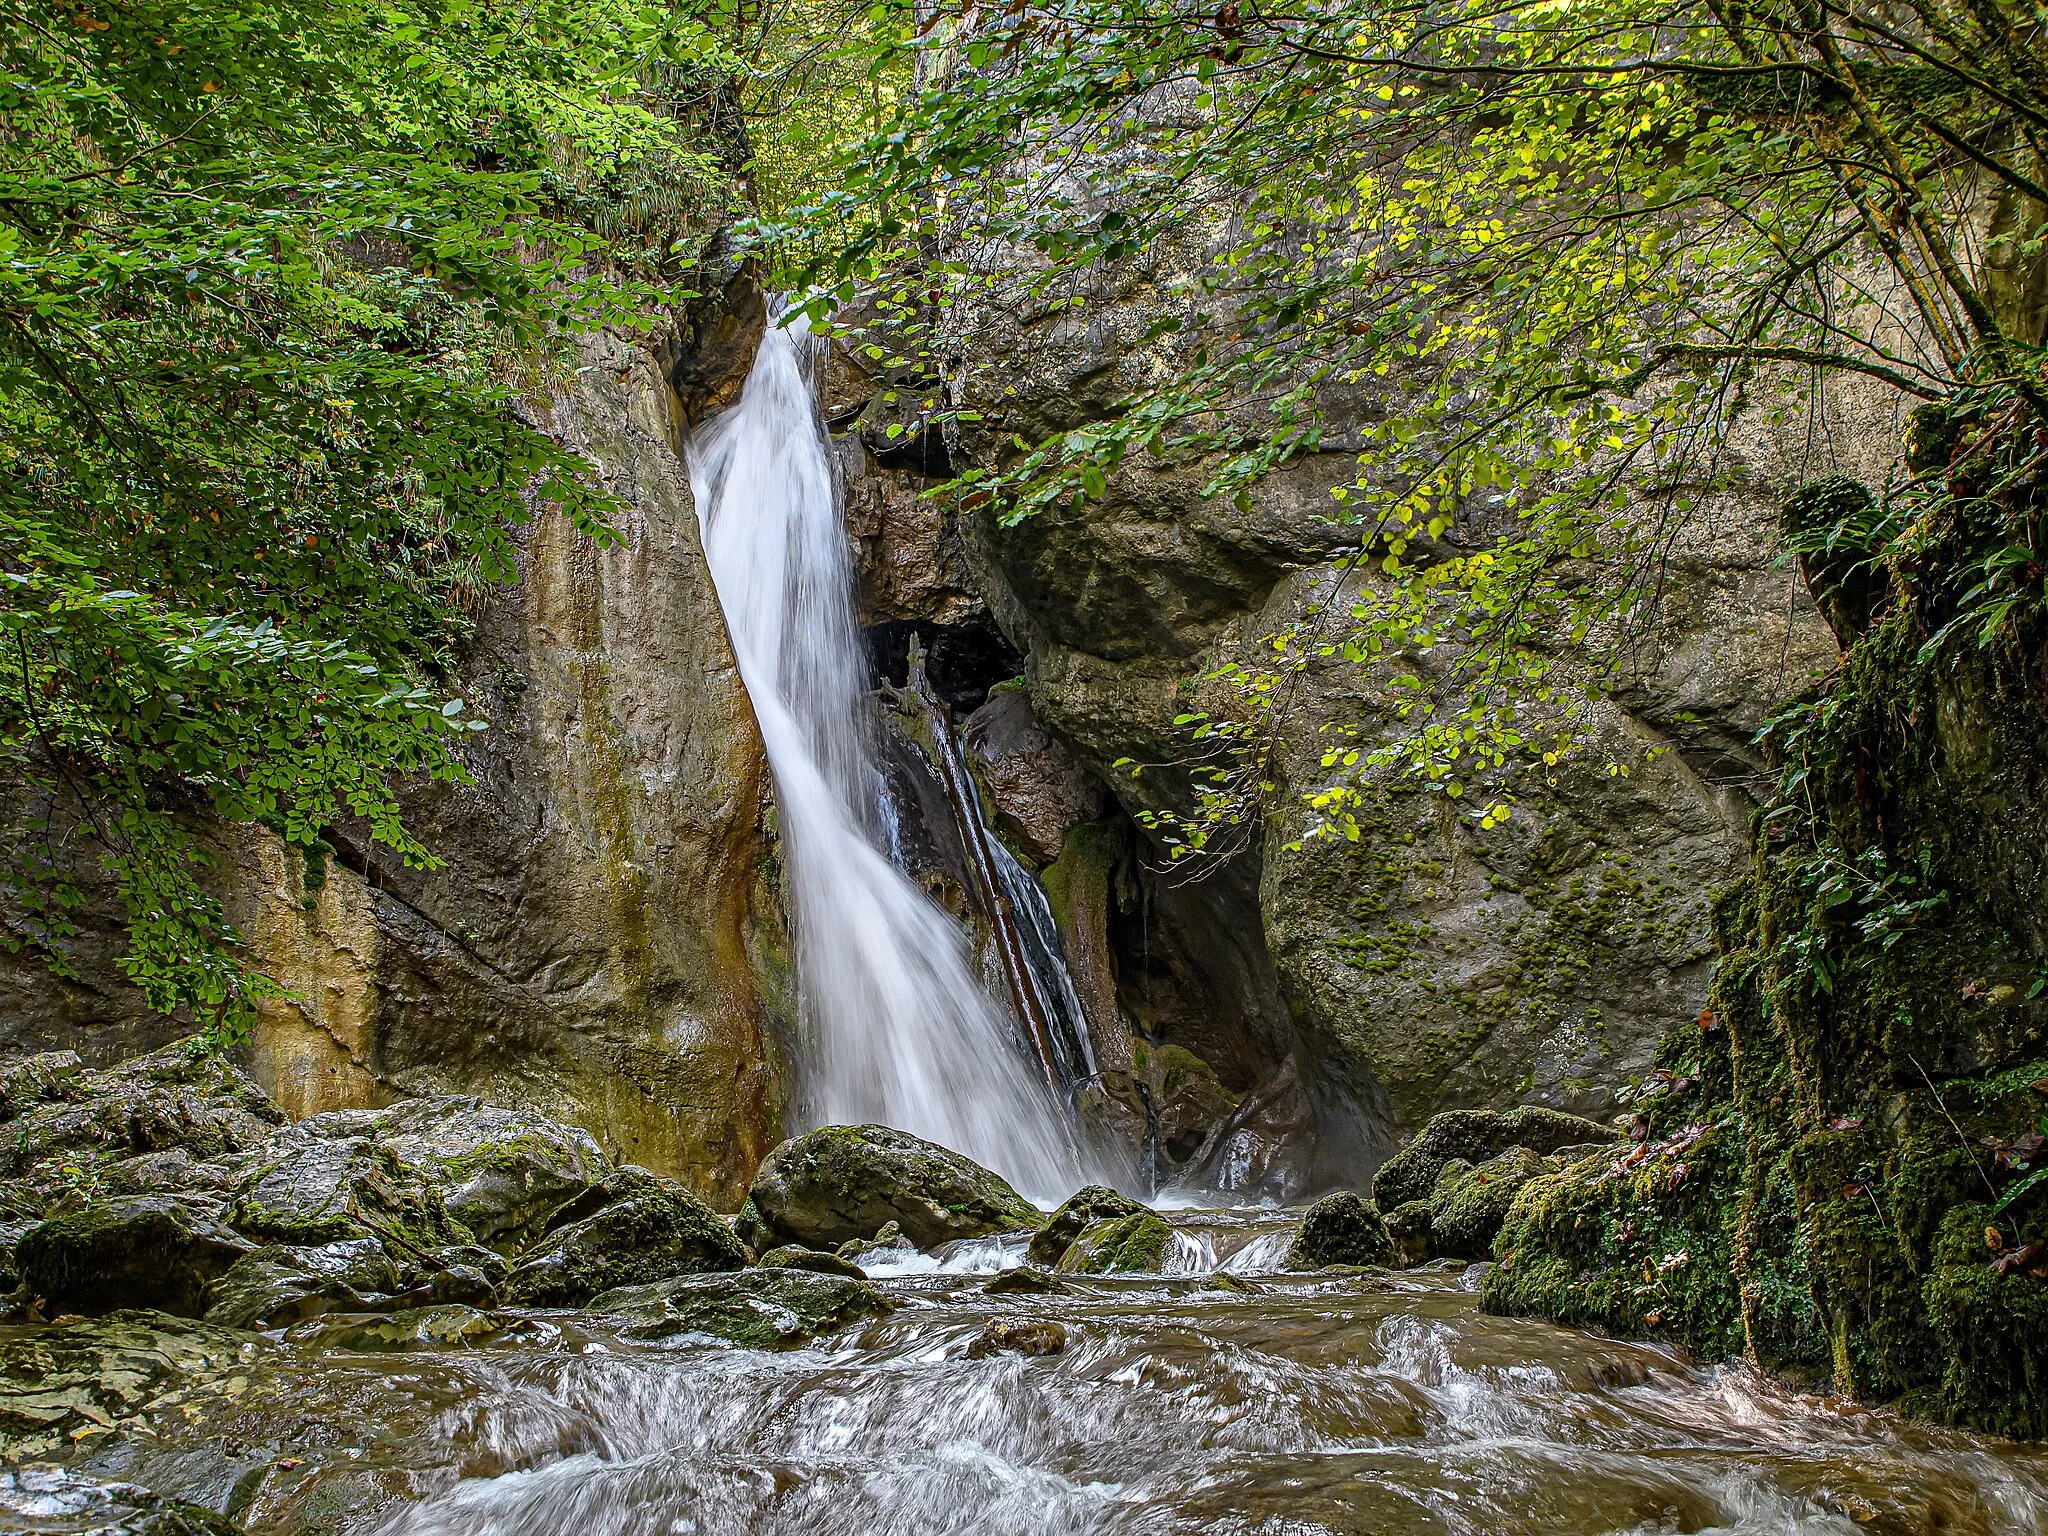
0;306;786;1208
908;276;1883;1173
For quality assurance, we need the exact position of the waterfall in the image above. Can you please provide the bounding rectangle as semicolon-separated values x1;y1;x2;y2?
687;308;1085;1199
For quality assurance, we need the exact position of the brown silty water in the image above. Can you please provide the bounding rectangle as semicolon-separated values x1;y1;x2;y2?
14;1209;2047;1536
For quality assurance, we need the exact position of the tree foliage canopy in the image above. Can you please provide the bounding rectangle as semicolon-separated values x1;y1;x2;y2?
780;0;2048;851
2;0;765;1030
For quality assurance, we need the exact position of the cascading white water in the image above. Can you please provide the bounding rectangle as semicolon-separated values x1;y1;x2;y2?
688;309;1084;1198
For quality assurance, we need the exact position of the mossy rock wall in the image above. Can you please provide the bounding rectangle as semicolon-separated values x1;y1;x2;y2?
1490;550;2048;1437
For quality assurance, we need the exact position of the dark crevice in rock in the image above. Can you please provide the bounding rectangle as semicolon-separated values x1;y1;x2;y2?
863;619;1024;713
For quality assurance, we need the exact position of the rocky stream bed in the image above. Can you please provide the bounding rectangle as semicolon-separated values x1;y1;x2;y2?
4;1044;2046;1535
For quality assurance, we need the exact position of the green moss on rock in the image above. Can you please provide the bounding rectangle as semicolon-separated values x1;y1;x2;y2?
1027;1185;1145;1267
1055;1210;1171;1274
1430;1146;1550;1261
1373;1106;1614;1210
16;1198;256;1317
1286;1191;1393;1270
503;1166;744;1307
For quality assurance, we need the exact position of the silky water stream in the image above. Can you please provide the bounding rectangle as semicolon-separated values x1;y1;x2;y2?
28;1215;2048;1536
14;318;2046;1536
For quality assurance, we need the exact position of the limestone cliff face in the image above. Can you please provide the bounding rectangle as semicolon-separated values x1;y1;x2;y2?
923;279;1876;1159
0;312;785;1207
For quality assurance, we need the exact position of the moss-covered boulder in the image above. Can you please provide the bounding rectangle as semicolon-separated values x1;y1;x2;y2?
230;1134;468;1252
1430;1146;1551;1261
201;1239;400;1330
296;1098;607;1253
1385;1200;1434;1268
588;1269;896;1348
1372;1106;1615;1210
1055;1209;1171;1274
743;1125;1042;1252
1285;1191;1393;1270
16;1197;256;1316
503;1166;744;1307
1027;1185;1145;1268
757;1244;866;1279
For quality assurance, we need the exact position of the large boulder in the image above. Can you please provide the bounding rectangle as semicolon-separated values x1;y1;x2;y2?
16;1197;256;1316
1430;1146;1552;1260
1285;1191;1394;1270
1055;1210;1171;1274
201;1240;400;1330
229;1133;467;1253
588;1269;896;1349
290;1098;606;1252
742;1125;1042;1252
1027;1185;1145;1268
503;1166;744;1307
1372;1107;1615;1211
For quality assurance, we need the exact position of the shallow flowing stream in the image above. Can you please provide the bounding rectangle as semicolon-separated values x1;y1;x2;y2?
28;1208;2048;1536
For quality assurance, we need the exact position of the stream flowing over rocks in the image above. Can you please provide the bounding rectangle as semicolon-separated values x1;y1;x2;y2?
3;1046;2046;1536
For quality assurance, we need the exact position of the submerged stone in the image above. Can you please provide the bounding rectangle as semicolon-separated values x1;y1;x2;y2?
1285;1191;1393;1271
1055;1210;1171;1274
1026;1185;1144;1268
1372;1107;1615;1211
302;1304;507;1353
17;1197;256;1317
587;1269;896;1349
965;1317;1066;1358
503;1166;744;1307
983;1265;1070;1296
744;1125;1042;1251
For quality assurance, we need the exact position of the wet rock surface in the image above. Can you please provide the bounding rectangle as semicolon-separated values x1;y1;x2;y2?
964;1316;1066;1358
741;1125;1042;1252
1372;1106;1614;1210
18;1201;256;1318
1054;1210;1171;1275
199;1241;399;1331
502;1166;744;1308
0;1467;244;1535
1285;1191;1394;1271
587;1269;896;1349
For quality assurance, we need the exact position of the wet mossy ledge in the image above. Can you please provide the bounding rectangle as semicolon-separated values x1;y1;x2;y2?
1486;390;2048;1441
